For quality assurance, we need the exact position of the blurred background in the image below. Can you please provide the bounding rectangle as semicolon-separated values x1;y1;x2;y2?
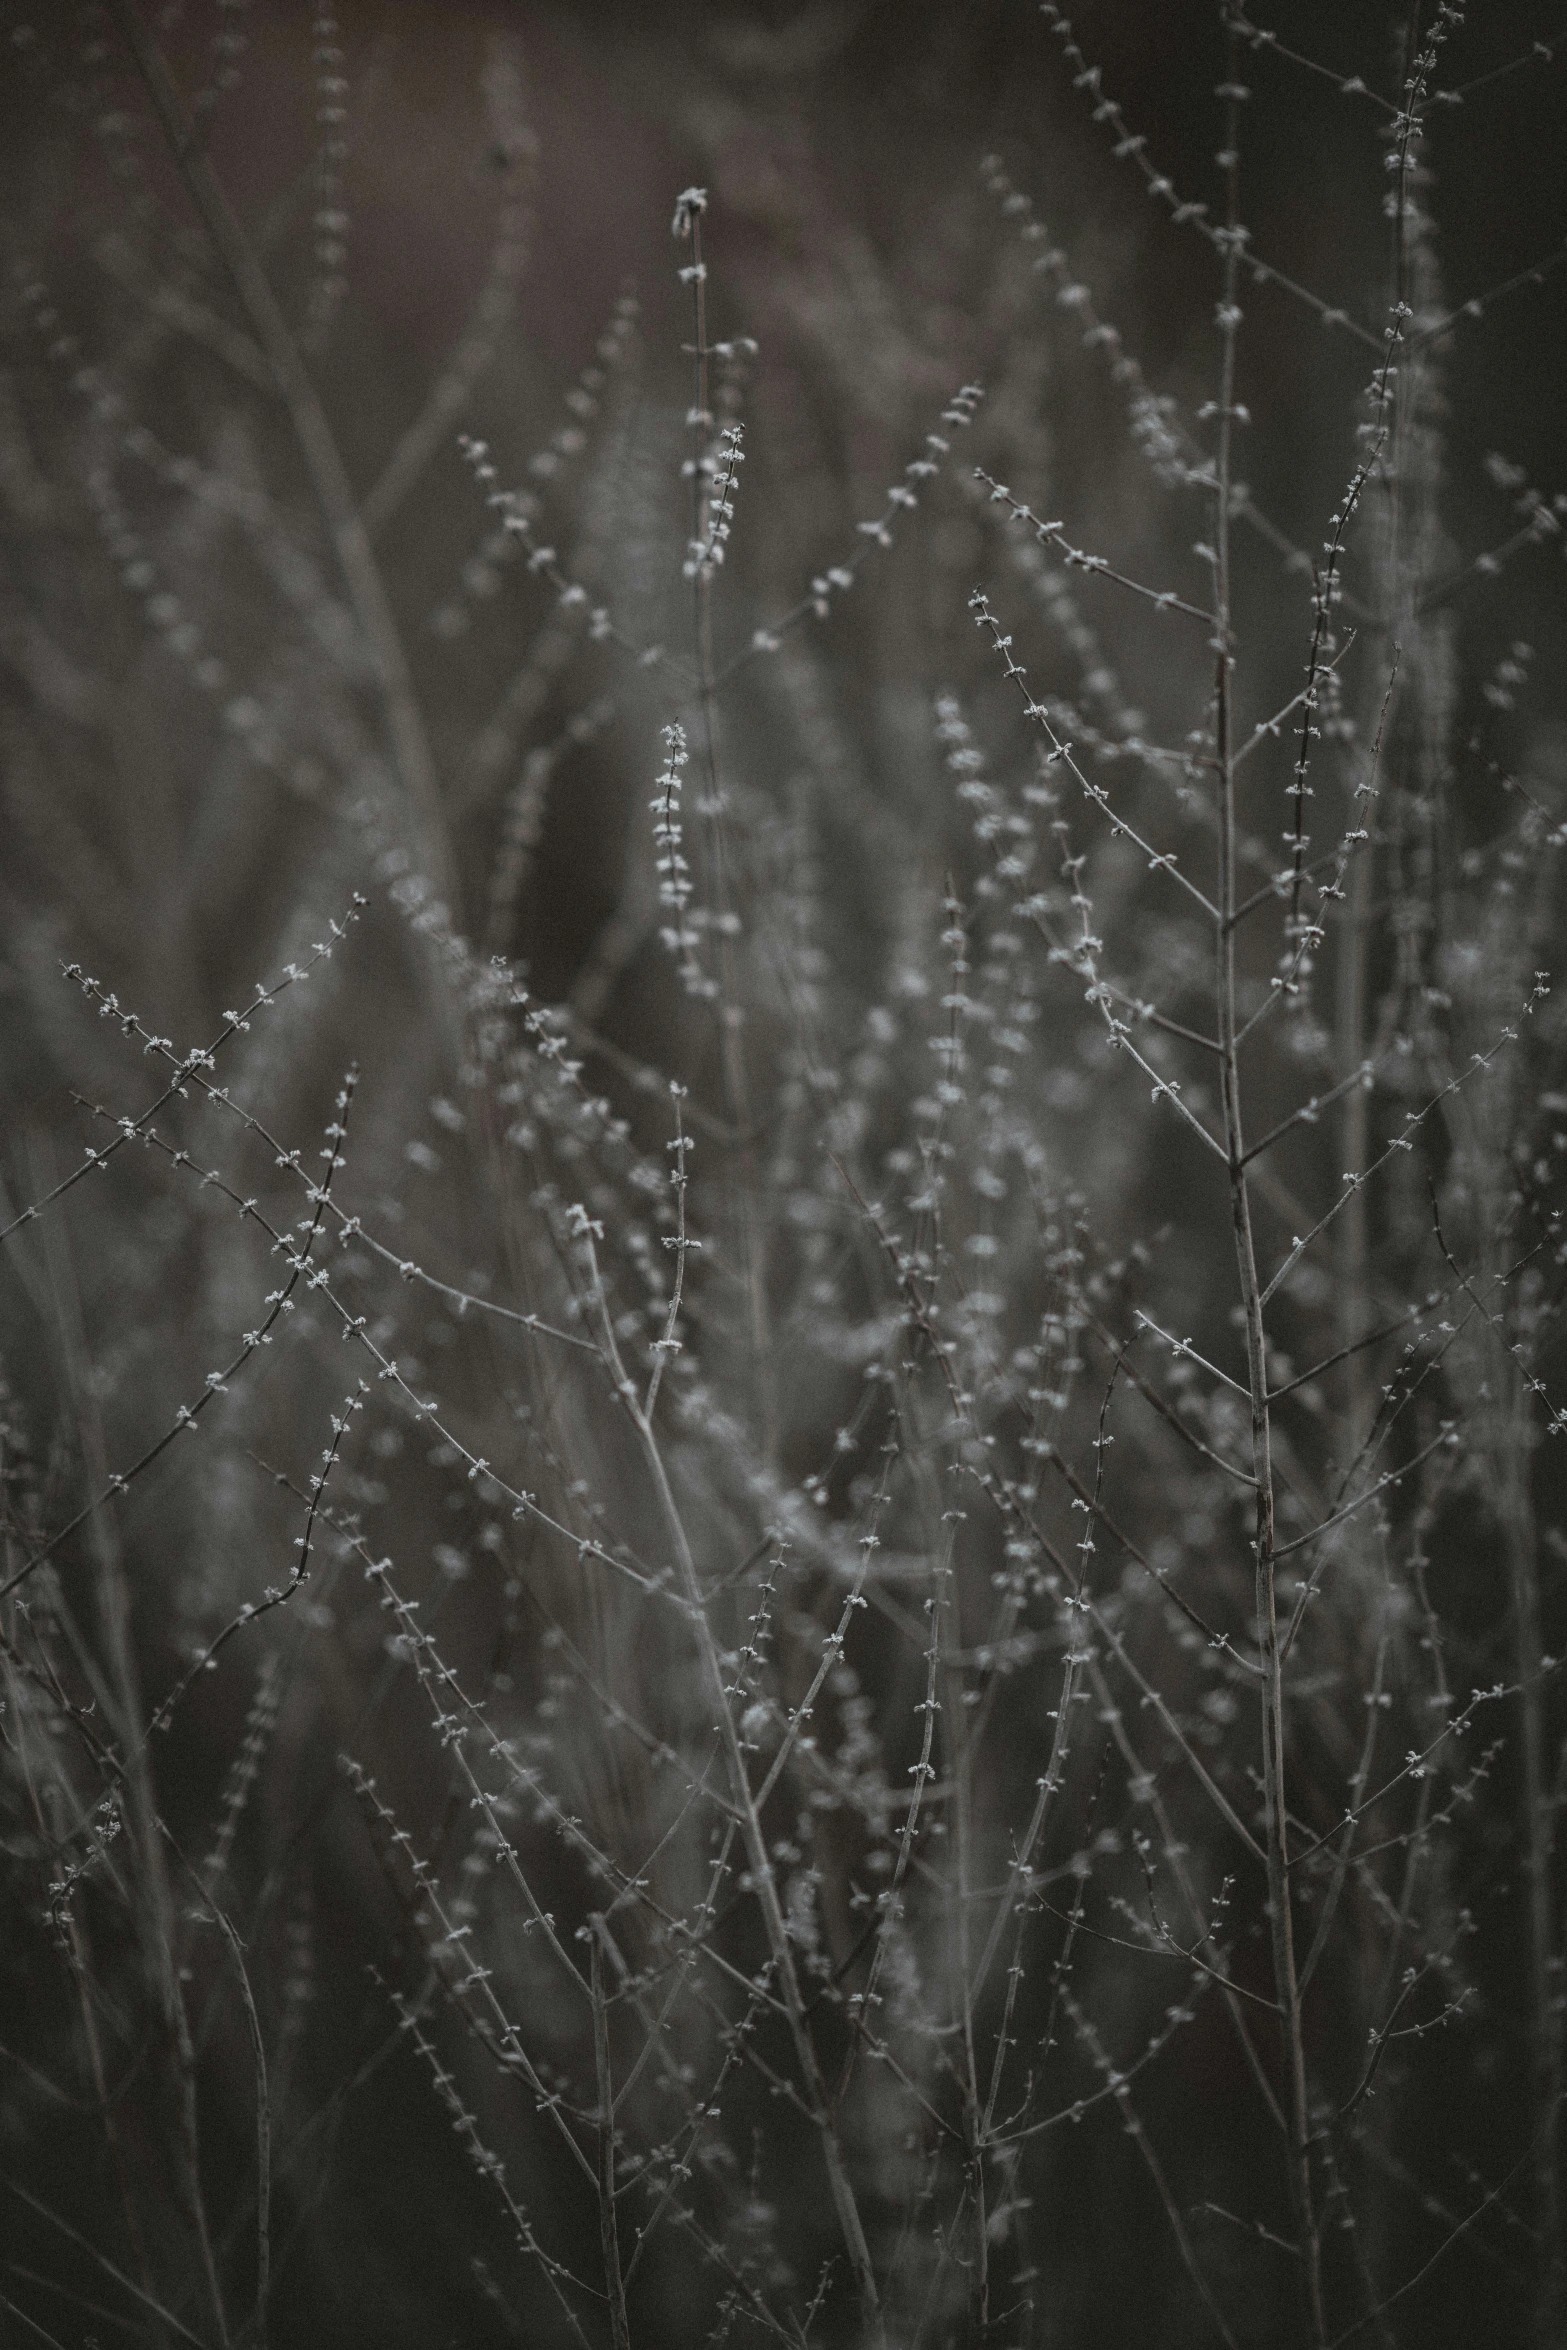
3;4;1567;2345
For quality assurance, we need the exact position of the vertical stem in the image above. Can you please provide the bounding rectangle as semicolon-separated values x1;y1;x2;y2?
1338;7;1413;1429
1209;60;1327;2347
1505;1412;1565;2347
937;1529;988;2333
1467;1078;1565;2339
105;0;457;931
591;1937;633;2350
29;1146;231;2347
640;1418;880;2316
1335;842;1373;1412
197;1890;270;2349
1332;19;1419;2307
585;1241;880;2322
678;201;778;1465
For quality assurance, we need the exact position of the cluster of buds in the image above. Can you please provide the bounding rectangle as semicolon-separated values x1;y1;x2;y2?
685;421;744;582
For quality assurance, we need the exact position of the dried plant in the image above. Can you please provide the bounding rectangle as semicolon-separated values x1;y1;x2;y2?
2;5;1566;2346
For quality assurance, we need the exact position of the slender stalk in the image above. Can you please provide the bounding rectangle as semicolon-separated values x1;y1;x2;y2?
927;1488;988;2332
1331;20;1419;2311
1447;1071;1566;2343
104;0;457;928
584;1237;882;2325
1209;62;1327;2347
27;1145;231;2348
196;1888;271;2349
591;1938;633;2350
1502;1382;1565;2348
676;197;778;1466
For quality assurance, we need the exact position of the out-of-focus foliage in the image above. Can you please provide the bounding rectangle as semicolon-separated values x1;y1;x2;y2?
2;5;1567;2346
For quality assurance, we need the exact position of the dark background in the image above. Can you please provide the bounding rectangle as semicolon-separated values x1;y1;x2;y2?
3;6;1566;2346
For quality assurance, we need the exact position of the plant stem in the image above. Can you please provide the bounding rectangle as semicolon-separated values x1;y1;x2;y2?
1210;63;1326;2347
105;0;457;930
683;211;778;1467
586;1240;882;2325
591;1937;633;2350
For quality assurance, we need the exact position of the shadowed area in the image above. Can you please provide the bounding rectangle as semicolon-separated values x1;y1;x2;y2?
2;6;1566;2346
